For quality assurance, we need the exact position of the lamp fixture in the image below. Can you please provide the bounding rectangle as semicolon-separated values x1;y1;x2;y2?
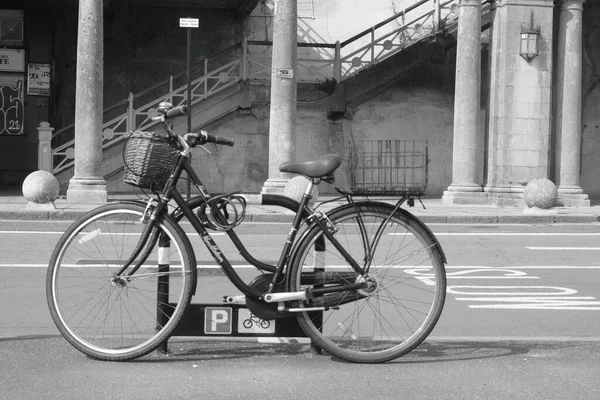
520;11;541;62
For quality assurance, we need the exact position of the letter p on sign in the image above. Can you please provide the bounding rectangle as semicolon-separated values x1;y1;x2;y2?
204;307;232;334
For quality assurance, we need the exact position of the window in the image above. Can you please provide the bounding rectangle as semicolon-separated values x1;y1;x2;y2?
0;9;24;48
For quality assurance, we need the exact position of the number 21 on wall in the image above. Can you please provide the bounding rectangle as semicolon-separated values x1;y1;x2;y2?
0;80;25;135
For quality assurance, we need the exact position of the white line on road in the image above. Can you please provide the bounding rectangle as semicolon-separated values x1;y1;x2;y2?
4;230;600;236
445;266;600;269
3;264;600;269
526;247;600;250
398;232;600;236
0;263;256;268
0;231;225;236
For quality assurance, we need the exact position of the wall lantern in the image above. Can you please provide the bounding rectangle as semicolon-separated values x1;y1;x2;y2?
520;12;541;62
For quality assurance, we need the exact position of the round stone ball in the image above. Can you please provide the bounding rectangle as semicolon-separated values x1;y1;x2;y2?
523;178;558;209
22;170;60;204
283;176;319;207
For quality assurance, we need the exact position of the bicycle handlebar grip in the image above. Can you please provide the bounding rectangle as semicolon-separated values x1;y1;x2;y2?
206;133;235;147
166;105;188;118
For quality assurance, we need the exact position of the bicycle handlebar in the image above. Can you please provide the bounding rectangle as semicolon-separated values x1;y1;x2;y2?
203;131;235;147
185;131;235;147
166;105;188;118
150;102;235;148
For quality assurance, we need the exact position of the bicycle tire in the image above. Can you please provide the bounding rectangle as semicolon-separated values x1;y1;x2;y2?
288;203;446;363
46;202;196;361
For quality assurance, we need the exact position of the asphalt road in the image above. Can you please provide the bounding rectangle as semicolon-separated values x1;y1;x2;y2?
1;221;600;399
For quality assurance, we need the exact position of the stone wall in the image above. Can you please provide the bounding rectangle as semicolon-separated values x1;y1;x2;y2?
186;62;455;196
581;3;600;199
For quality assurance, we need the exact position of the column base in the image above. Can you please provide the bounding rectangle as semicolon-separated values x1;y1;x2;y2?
441;191;488;205
261;178;289;195
446;183;483;192
557;186;590;207
443;187;591;207
443;184;530;207
557;193;590;207
67;177;108;203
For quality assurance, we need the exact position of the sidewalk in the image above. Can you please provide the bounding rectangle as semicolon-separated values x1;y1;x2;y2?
2;188;600;223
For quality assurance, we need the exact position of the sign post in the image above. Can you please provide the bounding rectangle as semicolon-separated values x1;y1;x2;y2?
179;17;198;199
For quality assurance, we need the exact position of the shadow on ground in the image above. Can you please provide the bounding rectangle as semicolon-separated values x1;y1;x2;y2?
132;339;582;365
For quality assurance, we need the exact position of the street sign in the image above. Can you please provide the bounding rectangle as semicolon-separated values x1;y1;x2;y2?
204;307;232;334
238;308;275;334
169;304;308;337
277;68;294;79
179;18;199;28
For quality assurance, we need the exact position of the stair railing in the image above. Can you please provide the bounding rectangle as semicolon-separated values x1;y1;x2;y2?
52;42;246;174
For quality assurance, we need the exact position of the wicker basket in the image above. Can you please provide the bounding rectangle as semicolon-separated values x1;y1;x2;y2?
123;131;180;191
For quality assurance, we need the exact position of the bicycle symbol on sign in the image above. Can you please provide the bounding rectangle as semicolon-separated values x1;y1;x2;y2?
242;313;271;330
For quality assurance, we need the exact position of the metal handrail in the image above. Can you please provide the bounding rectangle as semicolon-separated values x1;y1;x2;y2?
340;0;430;47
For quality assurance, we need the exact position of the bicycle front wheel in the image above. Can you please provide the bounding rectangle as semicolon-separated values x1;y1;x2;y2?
289;203;446;363
46;202;196;361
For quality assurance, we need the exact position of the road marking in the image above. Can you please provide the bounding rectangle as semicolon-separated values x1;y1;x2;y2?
446;265;600;269
0;231;225;236
0;231;64;234
4;230;600;236
3;264;600;269
0;263;257;268
526;247;600;250
393;232;600;236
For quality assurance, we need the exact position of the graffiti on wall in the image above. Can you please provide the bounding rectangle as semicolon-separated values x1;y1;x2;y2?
0;78;24;135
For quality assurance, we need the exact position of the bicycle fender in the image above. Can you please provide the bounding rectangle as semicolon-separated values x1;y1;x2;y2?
295;201;447;265
116;199;199;295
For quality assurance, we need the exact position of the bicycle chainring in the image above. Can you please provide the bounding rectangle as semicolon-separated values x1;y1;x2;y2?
245;274;291;320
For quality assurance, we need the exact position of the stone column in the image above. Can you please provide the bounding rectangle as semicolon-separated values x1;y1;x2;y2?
66;0;107;203
483;0;555;206
442;0;483;205
261;0;298;194
554;0;590;206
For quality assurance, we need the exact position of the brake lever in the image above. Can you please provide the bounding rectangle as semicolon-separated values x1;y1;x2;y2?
198;145;212;156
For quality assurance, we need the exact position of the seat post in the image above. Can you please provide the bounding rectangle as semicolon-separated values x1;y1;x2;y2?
304;179;316;199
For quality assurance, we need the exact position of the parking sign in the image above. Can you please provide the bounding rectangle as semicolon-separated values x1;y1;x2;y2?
204;307;232;334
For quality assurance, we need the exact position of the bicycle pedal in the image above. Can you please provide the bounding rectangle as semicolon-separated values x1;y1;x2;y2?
223;295;245;305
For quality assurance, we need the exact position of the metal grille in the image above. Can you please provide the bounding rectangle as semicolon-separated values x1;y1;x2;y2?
349;140;429;196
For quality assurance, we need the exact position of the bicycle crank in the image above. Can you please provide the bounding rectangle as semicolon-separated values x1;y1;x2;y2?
245;274;292;320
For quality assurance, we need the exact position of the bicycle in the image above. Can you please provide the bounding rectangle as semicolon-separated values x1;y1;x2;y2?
46;101;447;363
243;313;271;330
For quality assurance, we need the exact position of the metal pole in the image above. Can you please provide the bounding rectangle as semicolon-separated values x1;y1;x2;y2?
156;232;171;354
186;26;192;199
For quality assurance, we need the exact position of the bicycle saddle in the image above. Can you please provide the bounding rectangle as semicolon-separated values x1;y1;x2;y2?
279;154;342;178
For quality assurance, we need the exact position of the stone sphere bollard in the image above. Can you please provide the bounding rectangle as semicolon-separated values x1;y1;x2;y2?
284;176;319;207
523;178;558;209
22;170;60;204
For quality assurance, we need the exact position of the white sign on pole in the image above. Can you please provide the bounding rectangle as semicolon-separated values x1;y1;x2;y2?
179;18;199;28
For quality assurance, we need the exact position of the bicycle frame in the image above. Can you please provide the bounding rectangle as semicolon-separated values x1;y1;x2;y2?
130;147;370;306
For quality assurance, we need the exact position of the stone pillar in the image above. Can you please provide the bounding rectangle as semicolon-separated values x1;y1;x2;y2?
554;0;590;206
442;0;483;205
261;0;298;194
66;0;107;203
483;0;555;206
37;121;54;173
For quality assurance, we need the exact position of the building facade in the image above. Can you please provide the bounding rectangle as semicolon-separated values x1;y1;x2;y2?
1;0;599;205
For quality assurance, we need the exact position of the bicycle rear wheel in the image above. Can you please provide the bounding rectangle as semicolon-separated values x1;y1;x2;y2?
289;203;446;363
46;202;195;361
